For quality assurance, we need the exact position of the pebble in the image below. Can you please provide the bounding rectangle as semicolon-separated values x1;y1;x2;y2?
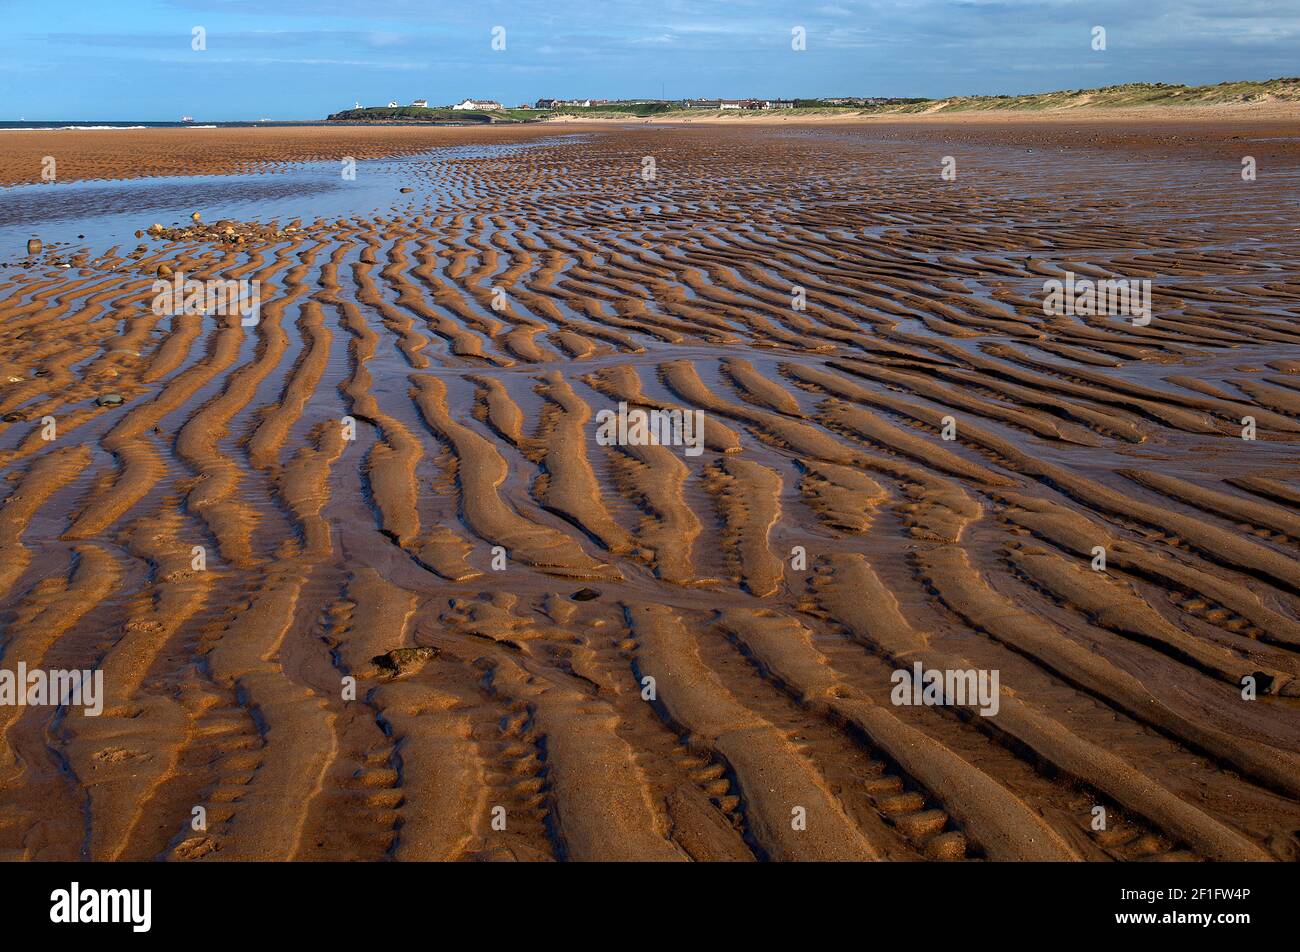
371;646;439;676
95;394;125;407
26;238;41;255
571;588;601;601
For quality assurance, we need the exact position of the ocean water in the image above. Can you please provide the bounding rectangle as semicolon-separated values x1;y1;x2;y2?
0;120;483;131
0;121;319;131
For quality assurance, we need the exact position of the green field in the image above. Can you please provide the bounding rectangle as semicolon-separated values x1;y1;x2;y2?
544;103;675;117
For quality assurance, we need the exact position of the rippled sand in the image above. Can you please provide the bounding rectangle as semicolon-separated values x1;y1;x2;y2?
1;121;1298;861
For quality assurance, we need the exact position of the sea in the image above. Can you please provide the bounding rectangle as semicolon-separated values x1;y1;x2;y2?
0;121;322;131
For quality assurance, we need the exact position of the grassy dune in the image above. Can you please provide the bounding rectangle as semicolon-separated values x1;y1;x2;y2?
899;76;1300;113
543;77;1300;120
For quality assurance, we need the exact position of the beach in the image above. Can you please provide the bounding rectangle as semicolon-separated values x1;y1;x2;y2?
0;111;1298;862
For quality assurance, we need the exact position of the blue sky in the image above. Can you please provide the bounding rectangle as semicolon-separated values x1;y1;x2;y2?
1;0;1297;120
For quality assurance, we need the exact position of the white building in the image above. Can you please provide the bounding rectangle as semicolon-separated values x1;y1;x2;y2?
387;101;399;108
411;99;428;108
452;98;503;111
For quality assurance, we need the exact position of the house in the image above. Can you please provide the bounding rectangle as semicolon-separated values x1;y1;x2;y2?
387;101;399;108
535;98;557;109
411;99;428;108
452;98;503;111
685;97;795;110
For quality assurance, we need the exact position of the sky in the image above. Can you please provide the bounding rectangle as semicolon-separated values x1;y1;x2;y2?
0;0;1297;120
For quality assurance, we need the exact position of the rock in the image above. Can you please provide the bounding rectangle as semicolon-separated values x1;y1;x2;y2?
371;646;439;676
2;412;25;422
156;264;173;277
191;212;202;221
570;587;601;601
26;239;41;255
95;393;125;407
147;223;164;235
399;187;414;193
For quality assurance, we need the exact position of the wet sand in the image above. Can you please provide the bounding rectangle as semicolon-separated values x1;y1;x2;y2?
0;125;548;186
1;119;1299;861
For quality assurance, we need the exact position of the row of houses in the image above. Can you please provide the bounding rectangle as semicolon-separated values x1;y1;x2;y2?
534;98;614;108
684;99;796;110
365;96;798;113
531;97;796;110
368;98;504;111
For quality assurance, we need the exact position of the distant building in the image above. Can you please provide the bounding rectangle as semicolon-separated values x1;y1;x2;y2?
452;98;503;111
685;97;795;110
411;99;428;108
387;101;399;108
535;98;557;109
